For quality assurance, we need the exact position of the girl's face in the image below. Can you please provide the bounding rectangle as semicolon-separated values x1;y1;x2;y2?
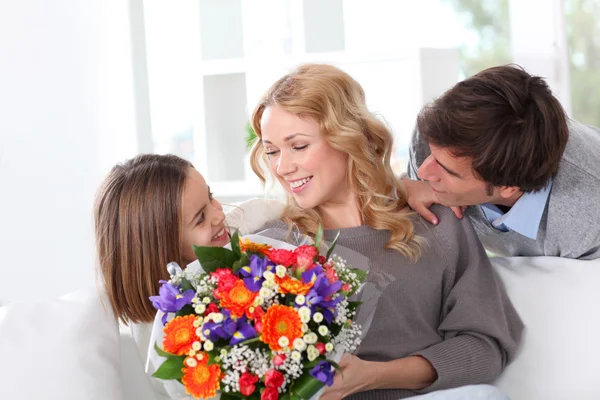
181;167;228;263
260;106;349;210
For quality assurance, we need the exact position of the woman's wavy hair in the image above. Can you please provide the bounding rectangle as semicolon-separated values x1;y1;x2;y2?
94;154;193;324
250;64;421;259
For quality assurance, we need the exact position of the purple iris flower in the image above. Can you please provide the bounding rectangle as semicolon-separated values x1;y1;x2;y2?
149;280;195;324
238;254;274;292
302;267;343;324
202;310;257;346
310;361;335;386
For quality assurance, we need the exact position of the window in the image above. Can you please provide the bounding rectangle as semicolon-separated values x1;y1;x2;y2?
565;0;600;127
137;0;584;203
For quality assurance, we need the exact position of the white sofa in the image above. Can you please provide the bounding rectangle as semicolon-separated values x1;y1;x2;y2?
2;254;599;399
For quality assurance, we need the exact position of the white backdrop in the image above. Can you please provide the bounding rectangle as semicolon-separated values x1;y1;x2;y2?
0;0;138;303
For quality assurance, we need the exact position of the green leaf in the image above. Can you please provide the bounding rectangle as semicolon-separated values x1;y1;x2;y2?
206;350;220;366
152;356;186;380
302;356;326;369
350;268;367;282
232;254;250;274
329;322;342;337
315;224;324;251
220;392;243;400
328;359;343;373
175;304;195;318
153;341;173;358
346;301;363;313
280;395;301;400
231;230;241;258
347;268;367;296
234;337;261;347
180;277;194;292
291;370;326;400
245;123;258;151
193;245;238;273
325;230;341;260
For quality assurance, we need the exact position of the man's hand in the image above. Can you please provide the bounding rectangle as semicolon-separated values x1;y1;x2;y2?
400;179;466;224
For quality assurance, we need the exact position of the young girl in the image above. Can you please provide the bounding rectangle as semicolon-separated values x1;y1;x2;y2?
94;154;283;358
249;64;523;400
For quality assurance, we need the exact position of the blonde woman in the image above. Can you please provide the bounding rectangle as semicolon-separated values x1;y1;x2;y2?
249;64;523;400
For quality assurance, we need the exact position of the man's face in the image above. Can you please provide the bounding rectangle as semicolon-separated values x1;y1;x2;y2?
417;143;497;207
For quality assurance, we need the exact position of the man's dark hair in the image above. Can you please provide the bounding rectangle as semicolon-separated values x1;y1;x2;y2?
417;64;569;192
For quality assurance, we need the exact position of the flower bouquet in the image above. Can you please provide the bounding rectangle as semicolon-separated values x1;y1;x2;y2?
149;229;366;400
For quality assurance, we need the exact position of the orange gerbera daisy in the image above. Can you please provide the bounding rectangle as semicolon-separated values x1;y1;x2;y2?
261;305;303;351
162;315;199;356
219;280;258;318
240;238;272;256
276;275;313;296
182;355;221;399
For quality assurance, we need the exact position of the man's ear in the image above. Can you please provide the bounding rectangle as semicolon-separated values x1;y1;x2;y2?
499;186;520;199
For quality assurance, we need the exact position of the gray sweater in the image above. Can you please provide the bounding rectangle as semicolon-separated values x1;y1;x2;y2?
256;207;523;400
408;120;600;259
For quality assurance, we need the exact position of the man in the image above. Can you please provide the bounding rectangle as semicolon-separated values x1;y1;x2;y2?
404;64;600;260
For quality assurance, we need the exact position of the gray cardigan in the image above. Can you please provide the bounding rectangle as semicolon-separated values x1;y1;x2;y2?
407;119;600;260
257;209;523;400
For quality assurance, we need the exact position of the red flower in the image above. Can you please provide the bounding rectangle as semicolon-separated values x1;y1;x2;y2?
261;387;279;400
265;369;285;389
239;372;259;396
246;306;265;333
204;303;219;316
324;265;339;283
211;268;239;299
342;283;351;293
318;255;327;264
273;354;286;367
294;245;318;270
315;342;326;354
267;249;296;267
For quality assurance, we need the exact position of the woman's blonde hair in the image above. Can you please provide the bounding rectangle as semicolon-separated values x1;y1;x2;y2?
250;64;420;259
94;154;193;324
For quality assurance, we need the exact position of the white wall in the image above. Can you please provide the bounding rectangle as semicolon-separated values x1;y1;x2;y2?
0;0;138;304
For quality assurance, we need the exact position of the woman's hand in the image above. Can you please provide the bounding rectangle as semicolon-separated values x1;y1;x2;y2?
320;354;373;400
400;179;466;224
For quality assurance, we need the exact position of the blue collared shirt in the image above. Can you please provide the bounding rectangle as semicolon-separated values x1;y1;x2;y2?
480;181;553;240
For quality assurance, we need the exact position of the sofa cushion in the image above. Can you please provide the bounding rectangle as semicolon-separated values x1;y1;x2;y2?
0;287;123;400
493;256;600;400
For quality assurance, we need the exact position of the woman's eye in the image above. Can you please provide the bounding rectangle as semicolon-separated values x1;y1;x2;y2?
265;149;279;156
197;213;205;225
293;144;308;151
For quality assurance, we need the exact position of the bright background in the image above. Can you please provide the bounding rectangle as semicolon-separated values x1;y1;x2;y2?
1;0;598;303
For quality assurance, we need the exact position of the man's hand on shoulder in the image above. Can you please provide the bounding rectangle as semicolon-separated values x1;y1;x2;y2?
399;178;466;225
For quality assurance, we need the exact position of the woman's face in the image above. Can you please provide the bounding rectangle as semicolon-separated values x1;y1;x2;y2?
181;167;229;263
260;106;349;210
